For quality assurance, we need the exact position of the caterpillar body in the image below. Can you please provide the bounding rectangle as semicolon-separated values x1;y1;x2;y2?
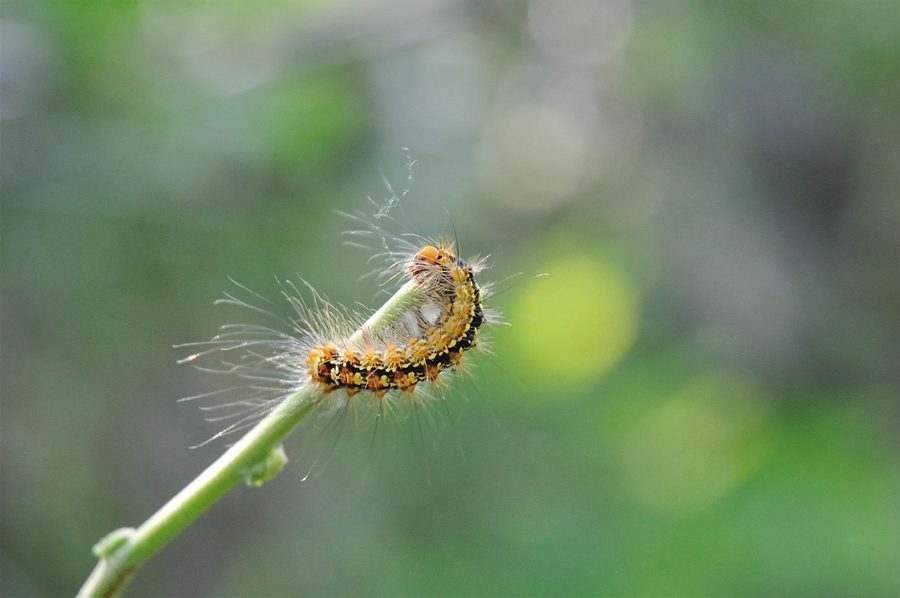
180;224;495;442
308;243;485;398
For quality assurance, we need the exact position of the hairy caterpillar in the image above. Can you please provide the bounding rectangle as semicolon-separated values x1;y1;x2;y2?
308;243;485;397
179;215;496;444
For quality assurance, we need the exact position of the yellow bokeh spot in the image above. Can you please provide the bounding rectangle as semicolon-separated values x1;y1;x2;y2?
509;254;639;390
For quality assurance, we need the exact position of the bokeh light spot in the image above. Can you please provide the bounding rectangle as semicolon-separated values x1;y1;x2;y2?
621;375;774;516
508;253;639;392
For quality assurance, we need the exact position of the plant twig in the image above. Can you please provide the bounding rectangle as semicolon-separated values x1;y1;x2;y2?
77;280;425;598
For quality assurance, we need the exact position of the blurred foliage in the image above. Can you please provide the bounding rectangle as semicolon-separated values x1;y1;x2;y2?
3;0;900;596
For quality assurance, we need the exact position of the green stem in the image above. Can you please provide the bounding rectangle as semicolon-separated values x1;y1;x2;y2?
77;280;424;598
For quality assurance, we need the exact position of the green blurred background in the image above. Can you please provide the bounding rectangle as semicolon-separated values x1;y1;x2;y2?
3;1;900;596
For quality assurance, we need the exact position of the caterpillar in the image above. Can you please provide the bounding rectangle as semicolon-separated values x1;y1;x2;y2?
179;218;496;442
307;242;485;398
